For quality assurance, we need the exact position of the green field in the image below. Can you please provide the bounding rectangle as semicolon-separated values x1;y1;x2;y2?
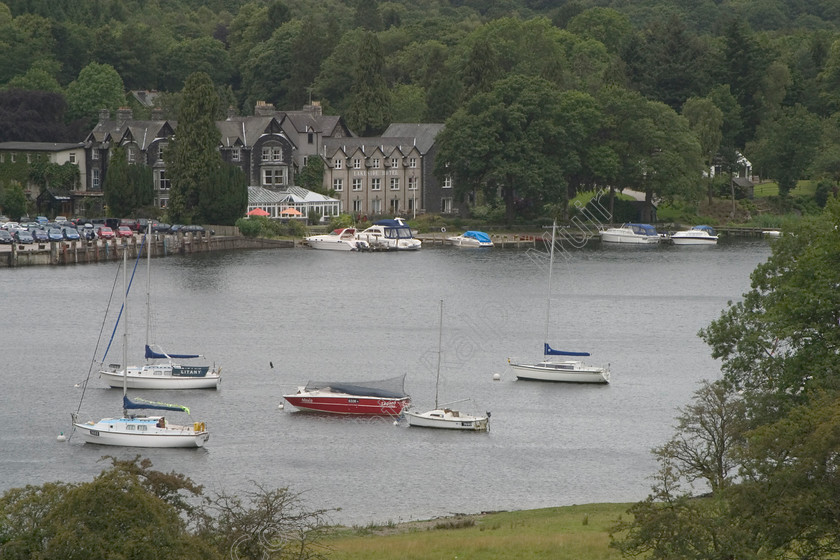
323;503;632;560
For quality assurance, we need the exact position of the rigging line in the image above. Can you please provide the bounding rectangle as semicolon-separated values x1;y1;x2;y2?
72;252;124;436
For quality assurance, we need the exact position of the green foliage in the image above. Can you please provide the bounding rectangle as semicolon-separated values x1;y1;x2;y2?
346;32;391;136
167;72;221;223
103;145;132;217
0;457;332;560
235;216;265;237
64;62;126;128
0;184;28;220
198;163;248;226
298;156;325;193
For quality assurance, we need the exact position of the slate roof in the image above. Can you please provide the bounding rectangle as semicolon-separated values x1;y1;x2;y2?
321;136;418;159
381;123;445;153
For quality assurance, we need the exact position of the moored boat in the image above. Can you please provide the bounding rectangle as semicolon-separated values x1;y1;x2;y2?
670;225;718;245
599;223;661;244
283;375;410;415
446;231;493;248
304;227;370;251
355;218;421;251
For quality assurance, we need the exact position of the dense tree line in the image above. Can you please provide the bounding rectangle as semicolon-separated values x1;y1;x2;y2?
3;0;840;220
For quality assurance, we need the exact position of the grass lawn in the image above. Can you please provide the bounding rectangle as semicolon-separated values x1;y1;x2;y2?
322;503;632;560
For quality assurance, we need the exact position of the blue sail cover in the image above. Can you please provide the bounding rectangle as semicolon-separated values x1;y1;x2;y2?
464;231;492;243
544;343;590;357
123;395;190;414
145;345;200;359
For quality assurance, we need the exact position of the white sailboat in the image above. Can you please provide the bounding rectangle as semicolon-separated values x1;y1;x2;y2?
508;221;610;384
72;247;209;448
405;300;490;431
98;234;221;389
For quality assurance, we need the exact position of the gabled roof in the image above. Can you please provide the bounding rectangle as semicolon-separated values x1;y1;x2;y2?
381;123;445;153
321;137;418;159
219;116;296;149
88;119;170;150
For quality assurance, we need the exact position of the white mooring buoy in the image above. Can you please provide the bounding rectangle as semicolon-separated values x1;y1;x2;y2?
492;373;501;381
57;432;66;442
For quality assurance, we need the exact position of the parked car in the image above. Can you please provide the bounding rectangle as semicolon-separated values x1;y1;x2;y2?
96;226;115;239
181;224;205;234
116;226;134;238
152;222;171;232
81;224;97;240
35;216;48;225
169;224;185;234
13;230;34;244
47;228;64;242
0;230;12;244
62;227;80;241
55;216;68;224
30;228;49;243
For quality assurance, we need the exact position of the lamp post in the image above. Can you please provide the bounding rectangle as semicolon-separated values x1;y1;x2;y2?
411;172;416;219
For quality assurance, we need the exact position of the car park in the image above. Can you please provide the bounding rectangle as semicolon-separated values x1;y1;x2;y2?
13;230;34;244
96;226;116;239
0;230;12;244
62;227;81;241
116;226;134;238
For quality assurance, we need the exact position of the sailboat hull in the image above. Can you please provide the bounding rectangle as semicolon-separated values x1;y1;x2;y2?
405;409;489;431
100;365;221;389
509;360;610;384
72;416;209;448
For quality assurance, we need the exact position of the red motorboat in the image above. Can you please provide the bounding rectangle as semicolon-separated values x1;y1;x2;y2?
283;375;410;415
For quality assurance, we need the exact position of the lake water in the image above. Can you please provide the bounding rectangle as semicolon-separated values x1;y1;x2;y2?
0;236;771;525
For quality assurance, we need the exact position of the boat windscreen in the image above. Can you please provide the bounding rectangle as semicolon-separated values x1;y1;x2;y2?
304;374;408;398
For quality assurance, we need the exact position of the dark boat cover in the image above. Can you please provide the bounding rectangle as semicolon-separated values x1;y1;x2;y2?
304;374;408;399
544;343;590;357
145;345;200;359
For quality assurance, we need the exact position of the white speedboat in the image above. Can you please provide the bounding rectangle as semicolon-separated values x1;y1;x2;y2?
446;230;493;248
600;223;661;244
305;227;370;251
355;218;421;250
406;301;490;431
670;225;718;245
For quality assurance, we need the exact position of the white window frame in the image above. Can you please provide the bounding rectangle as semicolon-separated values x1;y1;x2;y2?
371;178;381;191
353;199;362;213
127;148;135;164
334;158;343;170
263;168;286;186
390;157;399;168
443;176;453;189
69;152;76;163
372;198;382;213
333;178;343;191
231;147;240;162
390;177;400;190
352;178;363;191
390;199;400;213
371;158;380;169
408;176;417;190
441;197;453;213
158;142;167;161
92;150;99;160
92;168;100;189
353;158;361;169
158;170;170;190
408;157;417;168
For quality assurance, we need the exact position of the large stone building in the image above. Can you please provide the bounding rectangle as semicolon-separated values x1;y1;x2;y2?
0;101;452;221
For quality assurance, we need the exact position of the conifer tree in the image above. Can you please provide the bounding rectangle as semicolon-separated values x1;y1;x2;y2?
346;32;391;136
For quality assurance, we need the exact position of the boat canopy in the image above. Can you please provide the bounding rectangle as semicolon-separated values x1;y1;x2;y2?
692;225;716;235
145;345;200;360
304;374;408;399
123;395;190;413
463;231;492;243
628;223;659;236
372;219;414;239
544;343;590;357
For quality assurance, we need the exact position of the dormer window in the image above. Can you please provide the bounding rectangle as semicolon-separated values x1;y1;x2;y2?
334;159;343;170
390;158;399;168
231;147;240;162
353;159;361;169
371;158;380;169
307;131;313;144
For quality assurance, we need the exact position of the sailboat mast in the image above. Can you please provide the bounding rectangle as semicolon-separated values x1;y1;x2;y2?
145;233;151;354
435;300;443;409
544;221;556;355
122;246;128;411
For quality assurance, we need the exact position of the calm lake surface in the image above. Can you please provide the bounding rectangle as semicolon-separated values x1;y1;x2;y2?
0;236;771;525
